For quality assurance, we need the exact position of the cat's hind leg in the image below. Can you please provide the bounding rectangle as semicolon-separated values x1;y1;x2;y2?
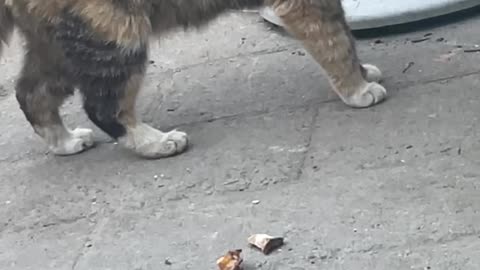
270;0;387;108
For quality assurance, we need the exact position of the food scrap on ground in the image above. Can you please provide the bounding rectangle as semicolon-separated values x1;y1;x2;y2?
248;234;284;255
216;249;243;270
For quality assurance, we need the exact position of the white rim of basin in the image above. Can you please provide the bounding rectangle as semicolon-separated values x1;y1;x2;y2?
259;0;480;30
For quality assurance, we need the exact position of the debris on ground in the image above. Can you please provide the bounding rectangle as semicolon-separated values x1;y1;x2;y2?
464;48;480;53
216;249;243;270
402;61;415;73
248;234;284;255
434;48;463;63
411;33;433;43
411;37;430;43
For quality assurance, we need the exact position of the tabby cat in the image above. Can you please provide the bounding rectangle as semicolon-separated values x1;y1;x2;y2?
0;0;386;158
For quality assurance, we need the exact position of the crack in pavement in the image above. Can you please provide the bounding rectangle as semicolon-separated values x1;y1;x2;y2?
71;217;110;270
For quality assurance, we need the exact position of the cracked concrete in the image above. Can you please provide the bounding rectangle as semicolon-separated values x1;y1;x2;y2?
1;10;480;270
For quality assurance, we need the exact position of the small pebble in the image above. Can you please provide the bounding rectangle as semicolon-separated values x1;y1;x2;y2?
252;200;260;205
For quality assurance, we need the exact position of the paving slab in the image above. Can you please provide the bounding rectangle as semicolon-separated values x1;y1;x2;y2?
71;75;480;270
0;219;94;270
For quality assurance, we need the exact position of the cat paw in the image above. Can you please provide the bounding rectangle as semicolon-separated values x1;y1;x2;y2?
119;124;189;159
362;64;382;82
344;82;387;108
50;128;95;155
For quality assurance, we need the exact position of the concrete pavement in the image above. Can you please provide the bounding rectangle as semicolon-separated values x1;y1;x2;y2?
1;11;480;270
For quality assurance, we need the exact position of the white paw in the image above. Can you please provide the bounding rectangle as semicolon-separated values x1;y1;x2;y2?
71;128;94;142
119;124;189;159
50;128;95;156
165;130;189;153
344;82;387;108
362;64;383;82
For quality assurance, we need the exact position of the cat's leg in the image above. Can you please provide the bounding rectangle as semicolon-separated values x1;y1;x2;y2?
47;5;189;159
15;49;94;155
81;72;188;159
269;0;387;108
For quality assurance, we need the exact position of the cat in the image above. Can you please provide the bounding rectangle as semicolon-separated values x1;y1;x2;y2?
0;0;386;159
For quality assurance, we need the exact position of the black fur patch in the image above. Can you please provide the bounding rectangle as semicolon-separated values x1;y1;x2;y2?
82;77;128;139
53;11;147;138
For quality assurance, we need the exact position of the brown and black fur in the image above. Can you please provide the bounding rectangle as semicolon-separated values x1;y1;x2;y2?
0;0;387;158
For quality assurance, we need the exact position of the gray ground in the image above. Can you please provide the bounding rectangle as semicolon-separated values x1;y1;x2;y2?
1;10;480;270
